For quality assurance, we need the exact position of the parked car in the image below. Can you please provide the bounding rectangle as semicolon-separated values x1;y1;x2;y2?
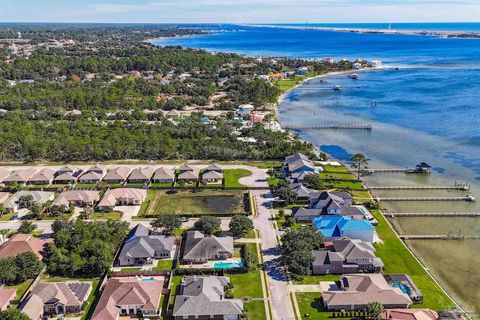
10;215;18;220
179;217;189;222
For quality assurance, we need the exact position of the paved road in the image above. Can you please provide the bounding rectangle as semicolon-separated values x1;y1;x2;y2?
252;190;295;320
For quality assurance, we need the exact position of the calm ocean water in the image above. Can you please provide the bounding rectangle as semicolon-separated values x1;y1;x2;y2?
154;24;480;315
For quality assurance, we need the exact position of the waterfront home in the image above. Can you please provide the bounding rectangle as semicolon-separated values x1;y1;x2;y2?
322;274;412;311
201;170;223;184
309;191;368;220
173;276;244;320
51;190;100;208
0;168;10;184
382;309;439;320
28;168;55;185
21;281;92;319
236;104;254;119
127;167;154;184
177;170;198;185
97;188;147;211
182;231;234;264
5;190;55;213
118;224;175;266
151;167;175;184
0;287;16;310
283;153;315;175
312;237;383;275
92;276;164;319
290;170;314;184
2;168;37;185
312;216;375;243
102;167;131;184
0;233;51;259
296;66;309;75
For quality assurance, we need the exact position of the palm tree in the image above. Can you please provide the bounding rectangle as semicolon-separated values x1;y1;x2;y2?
0;229;9;245
350;153;369;180
366;301;384;320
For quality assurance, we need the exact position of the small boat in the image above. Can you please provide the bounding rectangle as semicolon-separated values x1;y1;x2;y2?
333;85;342;91
348;73;359;80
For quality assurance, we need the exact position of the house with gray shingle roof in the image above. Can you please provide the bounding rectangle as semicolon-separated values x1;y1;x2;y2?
78;171;103;184
21;281;92;319
0;168;10;184
173;276;243;320
118;224;175;266
5;191;55;213
28;168;55;185
309;191;367;220
127;167;154;184
3;168;37;185
102;167;131;184
312;237;383;275
182;231;234;264
177;170;198;185
201;170;223;184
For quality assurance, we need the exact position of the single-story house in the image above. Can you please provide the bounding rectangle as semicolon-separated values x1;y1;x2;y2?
78;171;104;184
118;224;175;266
86;164;104;175
173;276;244;320
2;168;37;185
91;276;164;320
151;167;175;184
22;282;92;320
290;170;314;184
322;274;412;311
127;167;154;184
0;168;10;184
177;170;198;184
5;190;55;213
292;207;322;222
55;164;76;176
97;188;147;211
0;287;16;311
382;309;439;320
0;233;52;259
312;216;375;243
205;163;223;173
52;190;100;208
312;237;383;275
53;166;80;185
236;104;254;118
0;192;10;207
201;170;223;184
102;167;131;184
28;168;55;185
178;163;194;173
182;231;234;264
292;184;316;200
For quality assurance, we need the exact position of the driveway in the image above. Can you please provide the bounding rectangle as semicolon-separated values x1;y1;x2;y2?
252;190;295;320
116;205;140;220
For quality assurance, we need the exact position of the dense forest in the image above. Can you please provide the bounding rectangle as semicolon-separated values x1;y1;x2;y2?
0;24;352;162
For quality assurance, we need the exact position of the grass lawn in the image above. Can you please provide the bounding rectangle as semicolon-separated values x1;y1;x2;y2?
371;209;454;310
139;189;246;216
154;259;174;271
120;267;141;272
296;292;350;320
267;177;281;187
41;213;72;220
150;182;174;187
321;165;349;173
293;275;340;285
319;172;357;180
324;181;363;189
7;279;34;301
350;190;372;202
169;275;183;306
230;269;266;320
223;169;251;188
0;213;16;221
244;229;257;239
74;183;98;188
273;75;305;92
90;211;123;220
103;183;124;188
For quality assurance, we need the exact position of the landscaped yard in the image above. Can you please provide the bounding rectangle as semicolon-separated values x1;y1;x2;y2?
90;211;123;220
7;279;34;301
154;259;174;270
273;75;306;93
139;189;247;216
321;165;350;173
230;266;266;320
293;274;340;285
295;292;350;320
223;169;251;188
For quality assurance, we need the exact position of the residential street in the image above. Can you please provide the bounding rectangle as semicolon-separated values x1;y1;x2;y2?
252;190;295;320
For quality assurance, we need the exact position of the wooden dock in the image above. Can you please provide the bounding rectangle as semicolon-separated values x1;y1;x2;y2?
284;124;372;131
368;185;469;190
295;85;368;90
384;212;480;217
375;196;476;202
399;234;480;240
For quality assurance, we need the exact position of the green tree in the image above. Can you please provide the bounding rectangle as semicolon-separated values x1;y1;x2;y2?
281;227;323;276
0;229;9;245
366;301;384;320
0;258;17;285
150;214;181;235
350;153;369;180
14;252;43;283
0;308;30;320
284;215;296;227
18;221;37;234
193;216;221;236
304;174;323;190
0;204;7;216
229;215;254;238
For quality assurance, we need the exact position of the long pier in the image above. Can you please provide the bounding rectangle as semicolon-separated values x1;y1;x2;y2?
295;85;368;90
399;234;480;240
284;124;372;131
375;196;476;202
384;212;480;217
368;185;469;190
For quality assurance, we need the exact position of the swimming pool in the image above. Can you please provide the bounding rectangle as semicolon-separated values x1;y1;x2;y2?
213;261;244;269
389;281;412;296
140;277;157;282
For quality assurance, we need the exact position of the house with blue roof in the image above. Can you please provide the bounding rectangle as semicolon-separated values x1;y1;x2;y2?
312;216;375;243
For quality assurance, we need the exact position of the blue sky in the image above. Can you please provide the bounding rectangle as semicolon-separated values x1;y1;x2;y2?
1;0;479;23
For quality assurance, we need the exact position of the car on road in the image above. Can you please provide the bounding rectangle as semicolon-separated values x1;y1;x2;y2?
10;215;18;220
